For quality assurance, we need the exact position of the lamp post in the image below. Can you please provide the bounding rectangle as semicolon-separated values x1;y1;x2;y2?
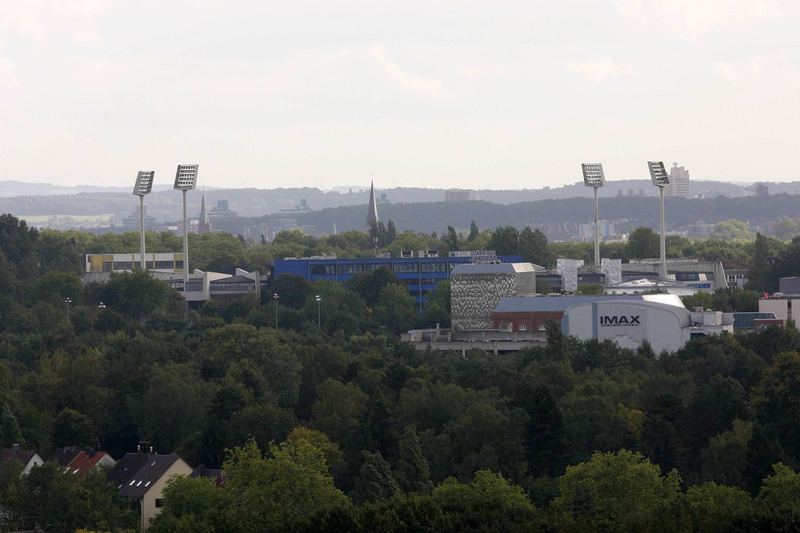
64;297;72;321
315;294;322;328
273;292;280;329
132;171;155;270
174;165;199;289
97;302;106;310
647;161;670;281
581;163;606;268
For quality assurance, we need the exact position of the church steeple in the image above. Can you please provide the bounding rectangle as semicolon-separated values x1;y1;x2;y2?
366;181;380;229
199;193;209;224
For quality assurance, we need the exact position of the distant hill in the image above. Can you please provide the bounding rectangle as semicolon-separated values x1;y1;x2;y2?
207;194;800;238
0;179;797;225
0;180;174;197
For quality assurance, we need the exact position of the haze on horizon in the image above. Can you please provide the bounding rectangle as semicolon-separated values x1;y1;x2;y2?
1;0;799;190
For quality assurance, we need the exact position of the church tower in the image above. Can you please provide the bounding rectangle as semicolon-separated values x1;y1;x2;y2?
366;181;380;229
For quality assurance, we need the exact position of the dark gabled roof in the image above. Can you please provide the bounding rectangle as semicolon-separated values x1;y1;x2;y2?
114;453;183;498
108;453;151;489
191;466;226;486
51;446;82;467
0;447;37;466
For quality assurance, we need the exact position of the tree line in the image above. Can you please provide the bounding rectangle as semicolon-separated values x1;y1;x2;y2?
0;214;800;530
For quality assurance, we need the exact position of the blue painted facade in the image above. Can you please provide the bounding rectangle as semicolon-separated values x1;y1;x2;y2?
273;255;523;312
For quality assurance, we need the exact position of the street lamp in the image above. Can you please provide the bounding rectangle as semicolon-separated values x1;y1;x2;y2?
97;302;106;310
174;164;199;289
132;171;155;270
581;163;605;267
64;297;72;321
273;292;280;329
315;294;322;328
647;161;670;281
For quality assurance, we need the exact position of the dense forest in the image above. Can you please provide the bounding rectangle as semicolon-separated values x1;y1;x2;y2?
2;214;800;531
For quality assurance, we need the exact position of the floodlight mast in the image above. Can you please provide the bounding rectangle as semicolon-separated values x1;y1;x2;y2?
174;165;199;289
647;161;670;281
581;163;605;268
132;171;155;270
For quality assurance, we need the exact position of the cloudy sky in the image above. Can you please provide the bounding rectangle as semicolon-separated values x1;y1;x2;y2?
1;0;799;189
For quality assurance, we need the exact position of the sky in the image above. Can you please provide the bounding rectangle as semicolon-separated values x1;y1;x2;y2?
1;0;799;190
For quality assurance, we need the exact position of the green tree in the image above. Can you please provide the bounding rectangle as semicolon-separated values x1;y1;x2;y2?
374;284;417;334
754;352;800;459
432;470;540;532
684;482;753;533
273;274;312;309
395;426;434;494
386;220;398;244
553;450;682;532
223;438;350;531
150;476;230;532
467;221;480;242
311;379;368;447
518;226;550;266
52;407;95;448
711;219;755;241
356;450;401;503
488;226;519;256
348;267;400;307
626;227;660;258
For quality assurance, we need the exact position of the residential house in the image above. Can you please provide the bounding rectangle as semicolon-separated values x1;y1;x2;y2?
108;452;192;530
0;445;44;475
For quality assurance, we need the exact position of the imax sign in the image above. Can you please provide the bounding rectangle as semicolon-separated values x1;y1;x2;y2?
600;315;641;327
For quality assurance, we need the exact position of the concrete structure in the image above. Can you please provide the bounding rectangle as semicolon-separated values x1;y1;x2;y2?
85;253;184;274
605;278;700;296
273;250;522;313
444;189;474;202
666;162;690;198
622;258;728;292
0;445;44;475
564;298;733;353
109;452;193;530
208;199;237;218
451;262;536;330
726;269;749;289
492;294;684;334
757;279;800;323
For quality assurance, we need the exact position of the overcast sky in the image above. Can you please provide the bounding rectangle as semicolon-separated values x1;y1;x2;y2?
1;0;799;190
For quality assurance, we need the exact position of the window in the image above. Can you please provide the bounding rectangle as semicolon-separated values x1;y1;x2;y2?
518;323;528;331
155;261;175;269
337;264;363;275
155;498;164;508
311;264;335;275
392;262;419;273
420;262;447;273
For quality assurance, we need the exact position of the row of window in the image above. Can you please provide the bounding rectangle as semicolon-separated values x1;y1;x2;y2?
103;261;183;272
309;262;451;275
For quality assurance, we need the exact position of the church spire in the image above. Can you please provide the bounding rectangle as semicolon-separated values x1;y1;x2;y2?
366;181;380;229
199;193;209;224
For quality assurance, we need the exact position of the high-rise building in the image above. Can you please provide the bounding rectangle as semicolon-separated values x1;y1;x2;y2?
366;181;380;229
666;163;690;197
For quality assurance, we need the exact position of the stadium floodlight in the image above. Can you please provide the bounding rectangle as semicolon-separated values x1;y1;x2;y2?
174;164;199;288
132;171;155;270
582;163;605;267
647;161;670;281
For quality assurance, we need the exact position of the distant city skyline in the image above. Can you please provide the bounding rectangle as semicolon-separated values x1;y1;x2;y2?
1;1;799;189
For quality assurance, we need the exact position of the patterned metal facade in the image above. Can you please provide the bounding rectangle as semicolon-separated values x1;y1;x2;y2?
451;267;536;330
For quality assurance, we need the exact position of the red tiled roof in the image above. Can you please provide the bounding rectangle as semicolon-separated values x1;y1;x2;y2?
65;451;111;475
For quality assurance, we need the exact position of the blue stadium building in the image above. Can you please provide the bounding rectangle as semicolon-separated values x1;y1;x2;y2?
272;251;522;313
